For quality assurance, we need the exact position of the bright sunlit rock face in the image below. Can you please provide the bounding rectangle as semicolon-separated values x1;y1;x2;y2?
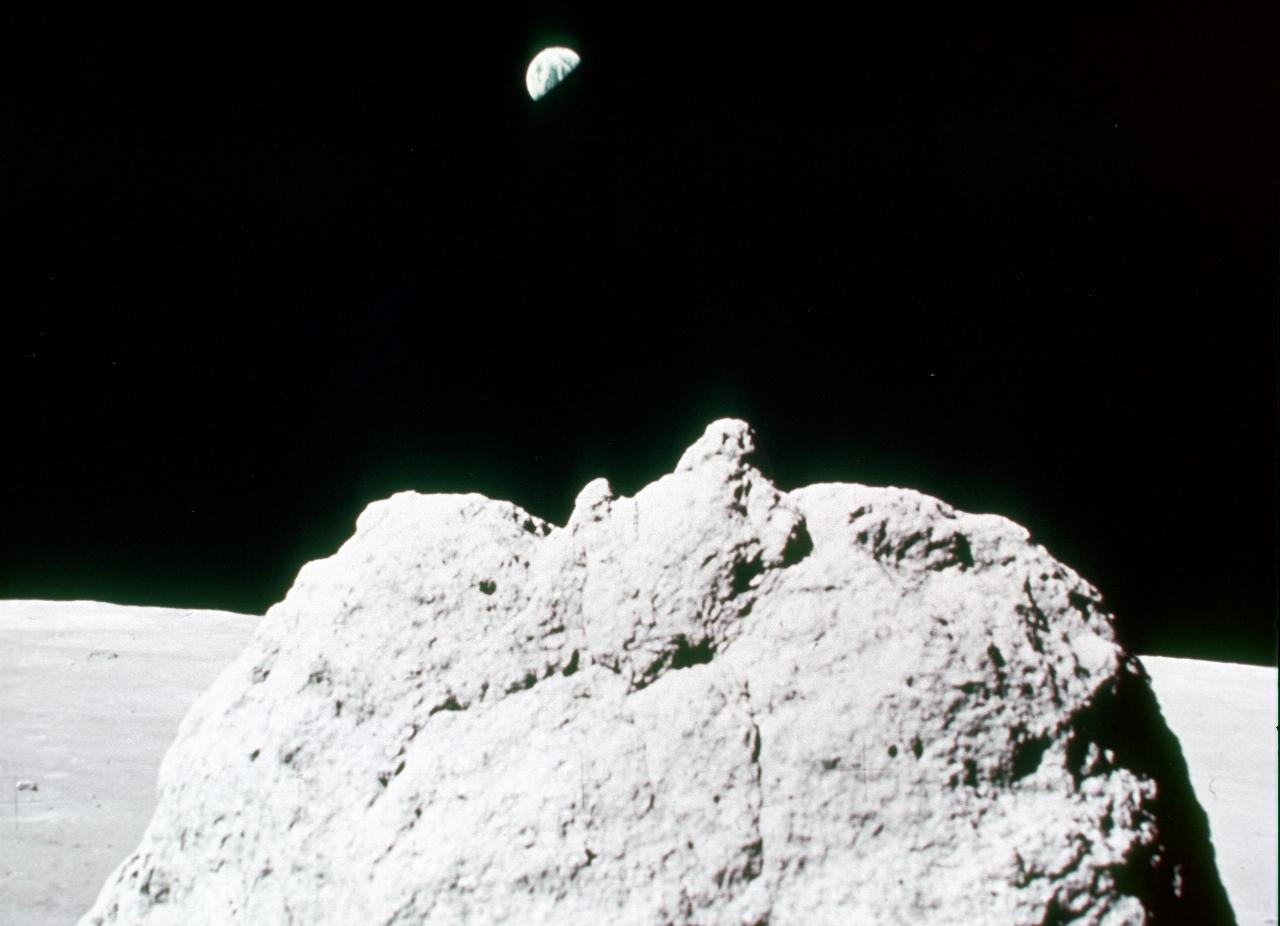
526;46;580;100
76;421;1238;925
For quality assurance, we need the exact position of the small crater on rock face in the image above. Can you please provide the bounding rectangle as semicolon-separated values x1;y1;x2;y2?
887;744;899;758
911;737;924;759
251;665;271;684
987;644;1006;669
334;700;344;717
562;650;580;677
821;758;841;771
963;758;979;787
249;749;260;762
478;580;497;595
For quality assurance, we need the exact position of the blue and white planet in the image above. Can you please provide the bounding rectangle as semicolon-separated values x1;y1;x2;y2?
526;46;581;101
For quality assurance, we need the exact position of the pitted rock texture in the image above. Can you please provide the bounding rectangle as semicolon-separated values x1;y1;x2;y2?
80;420;1234;925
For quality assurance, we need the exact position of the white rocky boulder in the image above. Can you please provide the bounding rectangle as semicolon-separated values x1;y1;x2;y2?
80;420;1234;925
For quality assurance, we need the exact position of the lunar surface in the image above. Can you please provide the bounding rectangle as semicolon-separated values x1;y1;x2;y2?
0;583;1273;919
0;601;258;926
1141;656;1278;926
526;46;580;100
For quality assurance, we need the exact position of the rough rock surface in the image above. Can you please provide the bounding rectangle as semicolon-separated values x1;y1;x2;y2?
80;421;1234;925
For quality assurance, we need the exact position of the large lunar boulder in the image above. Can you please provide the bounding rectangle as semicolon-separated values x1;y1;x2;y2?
80;420;1234;925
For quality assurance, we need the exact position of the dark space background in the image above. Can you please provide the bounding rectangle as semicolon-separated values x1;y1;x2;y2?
1;9;1275;664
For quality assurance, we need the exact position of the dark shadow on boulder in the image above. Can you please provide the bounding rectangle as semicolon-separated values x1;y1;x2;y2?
1065;656;1237;925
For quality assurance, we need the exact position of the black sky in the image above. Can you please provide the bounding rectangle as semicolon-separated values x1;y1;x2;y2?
2;9;1275;664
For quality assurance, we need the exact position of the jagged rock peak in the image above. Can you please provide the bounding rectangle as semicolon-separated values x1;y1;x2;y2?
675;418;757;472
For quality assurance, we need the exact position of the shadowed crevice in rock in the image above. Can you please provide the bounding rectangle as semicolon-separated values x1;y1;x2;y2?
633;635;718;691
730;554;766;597
426;694;463;716
1017;580;1052;656
779;520;814;567
670;636;717;670
930;532;974;570
847;499;974;573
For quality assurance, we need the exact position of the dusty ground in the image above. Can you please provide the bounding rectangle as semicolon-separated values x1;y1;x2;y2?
0;600;1273;925
0;601;258;926
1142;655;1278;926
